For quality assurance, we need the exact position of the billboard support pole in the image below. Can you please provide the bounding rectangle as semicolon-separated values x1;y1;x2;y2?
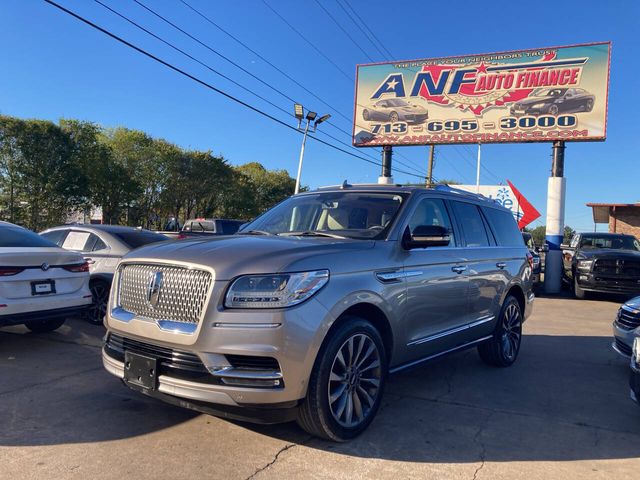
476;144;481;193
427;145;435;186
379;145;394;184
544;140;566;294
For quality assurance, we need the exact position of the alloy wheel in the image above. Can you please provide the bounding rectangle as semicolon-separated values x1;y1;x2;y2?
501;303;522;361
88;283;109;324
327;333;382;428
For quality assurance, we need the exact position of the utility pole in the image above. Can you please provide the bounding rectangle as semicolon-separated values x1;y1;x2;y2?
378;145;393;184
426;145;435;186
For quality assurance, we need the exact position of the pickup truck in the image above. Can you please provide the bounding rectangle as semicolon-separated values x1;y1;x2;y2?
178;218;245;239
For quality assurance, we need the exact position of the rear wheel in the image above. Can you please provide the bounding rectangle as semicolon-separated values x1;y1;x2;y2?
585;99;594;112
389;111;399;123
25;318;66;333
478;296;522;367
363;109;370;121
86;280;110;325
547;104;559;115
297;317;387;441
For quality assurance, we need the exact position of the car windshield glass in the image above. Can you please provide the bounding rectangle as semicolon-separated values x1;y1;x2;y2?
0;226;58;247
185;221;214;232
579;235;640;251
114;231;168;249
535;88;566;97
240;192;407;239
386;99;409;107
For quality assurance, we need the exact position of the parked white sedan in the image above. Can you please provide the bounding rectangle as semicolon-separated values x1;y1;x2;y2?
0;221;92;332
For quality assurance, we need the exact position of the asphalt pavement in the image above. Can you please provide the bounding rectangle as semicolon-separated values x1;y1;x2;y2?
1;294;639;479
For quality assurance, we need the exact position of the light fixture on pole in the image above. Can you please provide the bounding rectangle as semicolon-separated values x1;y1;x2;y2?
293;104;330;194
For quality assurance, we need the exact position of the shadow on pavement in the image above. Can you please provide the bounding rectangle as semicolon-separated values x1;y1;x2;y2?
2;317;639;464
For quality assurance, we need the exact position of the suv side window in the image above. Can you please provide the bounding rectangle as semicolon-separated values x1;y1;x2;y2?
482;207;523;247
451;201;490;247
407;198;455;247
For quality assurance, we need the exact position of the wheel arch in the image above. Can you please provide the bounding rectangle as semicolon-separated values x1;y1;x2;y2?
504;283;525;314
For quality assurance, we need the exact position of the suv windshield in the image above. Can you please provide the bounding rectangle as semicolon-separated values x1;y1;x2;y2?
579;234;640;251
240;191;407;239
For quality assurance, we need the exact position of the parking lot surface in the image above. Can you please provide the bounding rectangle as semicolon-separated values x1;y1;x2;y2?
1;295;639;480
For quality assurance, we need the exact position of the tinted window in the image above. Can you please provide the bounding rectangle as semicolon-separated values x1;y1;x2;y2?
579;234;640;251
451;202;490;247
114;231;167;249
93;237;108;251
40;229;68;246
0;225;58;248
185;220;215;233
220;220;242;235
407;198;455;246
483;207;524;247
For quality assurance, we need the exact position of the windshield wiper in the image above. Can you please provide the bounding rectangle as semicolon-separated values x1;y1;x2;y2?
238;230;276;236
281;231;347;239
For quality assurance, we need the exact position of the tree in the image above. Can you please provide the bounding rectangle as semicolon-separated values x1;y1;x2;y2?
526;224;575;246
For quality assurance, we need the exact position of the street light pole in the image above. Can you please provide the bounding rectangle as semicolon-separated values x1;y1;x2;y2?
294;118;310;195
293;104;330;195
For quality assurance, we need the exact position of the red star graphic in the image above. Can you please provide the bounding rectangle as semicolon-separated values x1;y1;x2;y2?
477;62;488;74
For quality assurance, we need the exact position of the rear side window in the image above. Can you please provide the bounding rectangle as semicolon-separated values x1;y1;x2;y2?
40;229;68;246
451;201;490;247
483;207;524;247
114;231;167;249
185;220;215;233
0;226;58;247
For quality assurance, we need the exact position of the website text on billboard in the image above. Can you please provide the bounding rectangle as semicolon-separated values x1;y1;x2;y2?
353;42;610;146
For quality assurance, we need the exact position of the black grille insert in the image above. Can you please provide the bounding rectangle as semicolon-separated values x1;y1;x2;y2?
615;338;633;356
226;354;280;371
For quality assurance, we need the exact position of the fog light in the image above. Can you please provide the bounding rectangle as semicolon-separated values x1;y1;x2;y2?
220;377;282;388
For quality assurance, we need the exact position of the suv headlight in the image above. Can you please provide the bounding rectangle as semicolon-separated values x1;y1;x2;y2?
633;337;640;367
577;259;594;272
224;270;329;309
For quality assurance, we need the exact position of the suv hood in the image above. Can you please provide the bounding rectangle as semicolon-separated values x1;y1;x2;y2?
122;235;375;280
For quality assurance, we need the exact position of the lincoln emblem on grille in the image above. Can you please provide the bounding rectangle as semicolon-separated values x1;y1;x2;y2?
147;271;163;308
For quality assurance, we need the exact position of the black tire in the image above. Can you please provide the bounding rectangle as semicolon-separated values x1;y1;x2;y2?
25;317;66;333
297;317;387;441
478;296;522;367
85;280;110;325
547;104;559;115
389;111;399;123
573;275;587;299
362;109;370;121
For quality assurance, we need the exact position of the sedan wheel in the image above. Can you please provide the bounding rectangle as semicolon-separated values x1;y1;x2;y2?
548;104;559;115
363;109;370;121
87;281;110;325
389;111;399;123
586;99;594;112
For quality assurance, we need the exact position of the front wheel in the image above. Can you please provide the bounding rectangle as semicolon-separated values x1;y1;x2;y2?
547;104;559;115
389;111;399;123
25;318;66;333
478;296;522;367
86;280;110;325
297;317;387;441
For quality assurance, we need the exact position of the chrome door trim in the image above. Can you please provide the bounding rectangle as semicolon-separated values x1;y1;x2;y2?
406;315;494;347
375;270;423;282
391;335;493;374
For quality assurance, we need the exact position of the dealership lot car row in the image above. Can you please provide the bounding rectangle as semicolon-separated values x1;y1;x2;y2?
2;184;640;444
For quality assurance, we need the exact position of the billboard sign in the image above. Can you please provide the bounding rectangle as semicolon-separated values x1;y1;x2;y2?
353;42;610;147
457;181;541;229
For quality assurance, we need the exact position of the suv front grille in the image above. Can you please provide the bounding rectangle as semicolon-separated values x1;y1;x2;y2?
616;307;640;330
593;259;640;277
117;263;212;324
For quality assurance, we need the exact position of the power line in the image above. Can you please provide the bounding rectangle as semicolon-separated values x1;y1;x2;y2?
261;0;353;82
92;0;414;176
333;0;390;61
339;0;395;60
43;0;425;180
312;0;374;62
134;0;425;177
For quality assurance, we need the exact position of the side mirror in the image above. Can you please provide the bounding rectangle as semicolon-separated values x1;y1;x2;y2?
403;225;450;249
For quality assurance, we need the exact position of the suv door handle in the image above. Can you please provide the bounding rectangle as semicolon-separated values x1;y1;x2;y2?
496;262;506;269
451;265;467;274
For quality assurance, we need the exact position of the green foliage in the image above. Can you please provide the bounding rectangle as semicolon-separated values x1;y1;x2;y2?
0;115;297;230
525;224;575;246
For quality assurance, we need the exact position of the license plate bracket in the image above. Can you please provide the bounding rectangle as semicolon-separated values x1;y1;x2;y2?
124;352;158;391
31;280;55;296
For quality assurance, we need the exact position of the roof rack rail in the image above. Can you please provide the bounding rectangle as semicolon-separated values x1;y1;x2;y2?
434;184;490;201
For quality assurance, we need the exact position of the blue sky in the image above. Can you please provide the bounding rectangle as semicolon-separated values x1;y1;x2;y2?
1;0;638;231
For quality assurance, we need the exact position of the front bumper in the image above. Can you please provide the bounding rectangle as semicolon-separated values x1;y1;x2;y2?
612;321;638;357
510;106;546;116
575;273;640;295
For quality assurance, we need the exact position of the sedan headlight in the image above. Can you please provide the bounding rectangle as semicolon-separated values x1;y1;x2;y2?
577;259;594;272
531;103;546;109
225;270;329;309
633;337;640;367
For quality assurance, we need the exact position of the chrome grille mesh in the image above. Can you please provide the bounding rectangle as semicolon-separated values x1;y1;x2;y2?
117;264;212;324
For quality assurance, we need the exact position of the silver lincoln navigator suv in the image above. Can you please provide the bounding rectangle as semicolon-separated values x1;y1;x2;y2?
103;184;534;441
